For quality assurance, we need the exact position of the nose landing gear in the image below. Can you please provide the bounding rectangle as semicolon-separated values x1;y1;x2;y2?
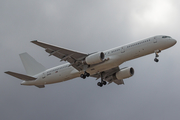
154;50;161;62
154;58;159;62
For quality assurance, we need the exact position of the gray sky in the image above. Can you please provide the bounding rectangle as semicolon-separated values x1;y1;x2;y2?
1;0;180;120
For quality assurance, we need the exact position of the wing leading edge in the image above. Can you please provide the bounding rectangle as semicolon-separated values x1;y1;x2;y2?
31;40;88;71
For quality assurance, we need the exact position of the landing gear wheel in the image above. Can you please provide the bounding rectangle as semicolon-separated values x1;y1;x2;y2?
97;82;103;87
80;72;90;79
97;72;106;87
103;81;107;85
154;58;159;62
84;72;90;77
80;74;86;79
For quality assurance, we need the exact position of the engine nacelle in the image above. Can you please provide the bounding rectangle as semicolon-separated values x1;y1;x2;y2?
115;67;134;80
85;52;105;65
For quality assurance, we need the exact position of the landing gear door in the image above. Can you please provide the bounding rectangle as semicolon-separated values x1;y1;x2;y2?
153;37;157;43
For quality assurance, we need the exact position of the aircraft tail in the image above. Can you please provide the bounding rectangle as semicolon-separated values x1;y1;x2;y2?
19;52;46;76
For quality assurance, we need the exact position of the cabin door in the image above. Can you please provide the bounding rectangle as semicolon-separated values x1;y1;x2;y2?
153;37;157;43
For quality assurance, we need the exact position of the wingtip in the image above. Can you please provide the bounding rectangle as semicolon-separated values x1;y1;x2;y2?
4;71;12;75
31;40;38;43
4;71;9;74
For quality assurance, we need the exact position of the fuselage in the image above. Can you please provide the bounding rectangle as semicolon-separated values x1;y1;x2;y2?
21;35;177;86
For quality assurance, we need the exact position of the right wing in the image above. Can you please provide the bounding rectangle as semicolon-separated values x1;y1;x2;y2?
31;40;88;71
5;71;37;81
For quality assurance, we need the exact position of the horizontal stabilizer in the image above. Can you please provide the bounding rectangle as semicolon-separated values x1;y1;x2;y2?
5;71;37;81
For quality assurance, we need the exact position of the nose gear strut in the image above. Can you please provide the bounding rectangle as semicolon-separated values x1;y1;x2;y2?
154;50;161;62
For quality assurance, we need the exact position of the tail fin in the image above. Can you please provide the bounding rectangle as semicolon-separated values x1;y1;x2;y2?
19;52;46;76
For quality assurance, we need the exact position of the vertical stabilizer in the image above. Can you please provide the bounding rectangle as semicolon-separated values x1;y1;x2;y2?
19;52;46;76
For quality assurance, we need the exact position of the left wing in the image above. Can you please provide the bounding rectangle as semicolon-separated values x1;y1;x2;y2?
31;40;88;71
91;67;124;85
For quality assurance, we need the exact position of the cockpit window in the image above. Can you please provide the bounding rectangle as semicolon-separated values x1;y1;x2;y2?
162;36;171;38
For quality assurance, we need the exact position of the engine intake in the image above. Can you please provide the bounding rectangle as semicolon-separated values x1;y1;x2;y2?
115;67;134;80
85;52;105;65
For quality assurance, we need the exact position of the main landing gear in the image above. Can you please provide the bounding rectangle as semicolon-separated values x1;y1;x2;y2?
97;72;107;87
97;81;107;87
154;50;161;62
80;71;107;87
80;71;90;79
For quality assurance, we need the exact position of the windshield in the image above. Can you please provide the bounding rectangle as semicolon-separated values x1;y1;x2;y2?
162;36;171;38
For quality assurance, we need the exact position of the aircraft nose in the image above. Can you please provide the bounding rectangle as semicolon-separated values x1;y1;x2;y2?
171;39;177;46
163;38;177;49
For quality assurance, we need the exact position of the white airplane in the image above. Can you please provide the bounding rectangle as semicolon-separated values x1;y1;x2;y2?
5;35;177;88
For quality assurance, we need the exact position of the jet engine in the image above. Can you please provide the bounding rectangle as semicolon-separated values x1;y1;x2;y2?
104;67;134;83
85;52;105;65
115;67;134;80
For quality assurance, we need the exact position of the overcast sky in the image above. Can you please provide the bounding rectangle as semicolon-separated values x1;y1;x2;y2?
1;0;180;120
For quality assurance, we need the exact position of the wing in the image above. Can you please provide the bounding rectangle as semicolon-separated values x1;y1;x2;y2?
91;67;124;85
31;40;88;71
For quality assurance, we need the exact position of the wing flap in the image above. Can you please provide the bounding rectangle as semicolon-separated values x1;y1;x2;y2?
5;71;37;81
113;79;124;85
91;67;120;80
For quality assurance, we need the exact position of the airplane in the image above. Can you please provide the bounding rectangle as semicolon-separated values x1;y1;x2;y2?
5;35;177;88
